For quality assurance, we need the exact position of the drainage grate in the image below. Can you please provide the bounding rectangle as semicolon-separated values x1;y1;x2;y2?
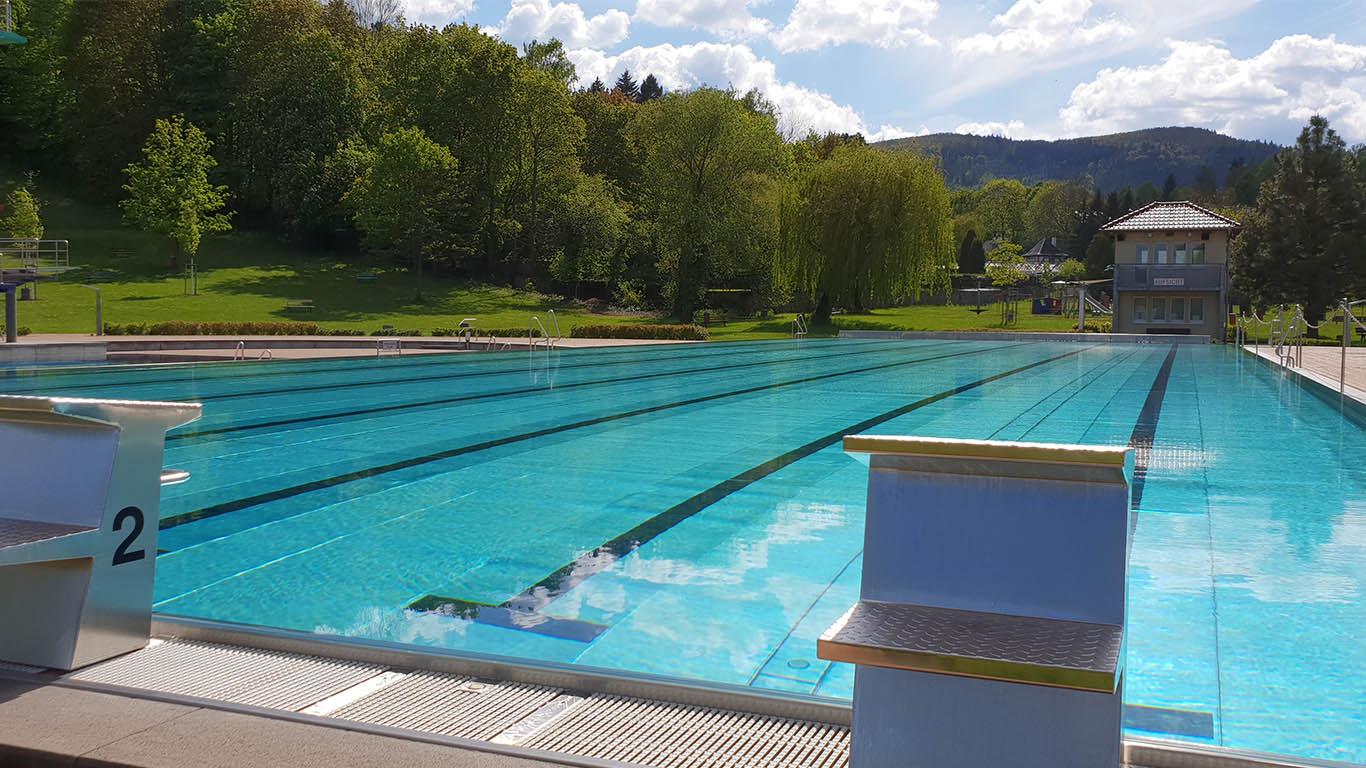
522;694;851;768
66;639;384;711
326;670;565;742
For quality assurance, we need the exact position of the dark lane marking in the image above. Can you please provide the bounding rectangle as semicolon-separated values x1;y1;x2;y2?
1123;703;1214;739
0;337;794;396
185;339;892;403
990;347;1141;441
158;342;1018;531
405;596;608;642
167;340;959;440
410;345;1092;632
1128;344;1178;512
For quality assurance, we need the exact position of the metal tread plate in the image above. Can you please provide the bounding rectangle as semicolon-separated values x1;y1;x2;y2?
326;670;565;742
522;693;850;768
66;639;385;711
0;516;97;548
817;600;1122;692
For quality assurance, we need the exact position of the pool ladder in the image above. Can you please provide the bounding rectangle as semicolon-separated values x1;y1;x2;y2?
233;341;272;361
529;311;562;350
791;313;808;339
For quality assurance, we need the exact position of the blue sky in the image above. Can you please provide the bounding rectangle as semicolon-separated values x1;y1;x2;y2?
402;0;1366;145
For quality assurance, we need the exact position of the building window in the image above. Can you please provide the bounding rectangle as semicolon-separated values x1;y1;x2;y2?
1191;298;1204;323
1133;297;1147;323
1136;245;1149;264
1151;298;1166;321
1191;243;1206;264
1172;298;1185;322
1155;244;1168;264
1174;243;1187;264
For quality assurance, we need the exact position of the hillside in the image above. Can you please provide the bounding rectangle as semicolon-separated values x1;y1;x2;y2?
876;127;1281;190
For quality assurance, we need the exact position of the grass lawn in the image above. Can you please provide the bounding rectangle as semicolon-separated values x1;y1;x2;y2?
5;169;1097;341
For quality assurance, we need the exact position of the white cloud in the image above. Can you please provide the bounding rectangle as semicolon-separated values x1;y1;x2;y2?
568;42;912;139
953;120;1046;140
938;0;1247;105
868;124;931;141
634;0;772;40
400;0;475;25
772;0;938;53
955;0;1130;60
492;0;630;49
1060;35;1366;142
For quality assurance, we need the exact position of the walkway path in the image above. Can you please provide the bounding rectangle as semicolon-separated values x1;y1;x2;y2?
1244;344;1366;404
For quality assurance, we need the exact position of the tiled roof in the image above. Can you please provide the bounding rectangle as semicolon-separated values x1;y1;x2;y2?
1023;237;1068;259
1100;201;1241;232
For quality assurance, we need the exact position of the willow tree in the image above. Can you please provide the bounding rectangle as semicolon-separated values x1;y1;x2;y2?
776;145;956;323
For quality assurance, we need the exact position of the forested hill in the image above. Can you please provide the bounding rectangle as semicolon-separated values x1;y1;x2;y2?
876;127;1281;190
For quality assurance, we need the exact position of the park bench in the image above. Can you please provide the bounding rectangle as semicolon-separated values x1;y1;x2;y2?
109;248;133;259
0;395;201;670
284;298;314;311
356;272;378;281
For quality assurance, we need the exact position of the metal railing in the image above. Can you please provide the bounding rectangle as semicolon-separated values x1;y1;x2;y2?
376;338;401;357
791;313;808;339
1238;301;1365;395
547;309;563;345
1341;299;1366;396
0;239;70;270
529;316;551;350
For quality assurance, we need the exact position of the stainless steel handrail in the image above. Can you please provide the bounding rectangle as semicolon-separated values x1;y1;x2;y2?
530;316;551;350
547;309;563;344
792;313;808;339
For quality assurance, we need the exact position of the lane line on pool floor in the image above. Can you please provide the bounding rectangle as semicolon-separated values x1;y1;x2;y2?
408;345;1096;635
167;339;942;439
158;342;1021;532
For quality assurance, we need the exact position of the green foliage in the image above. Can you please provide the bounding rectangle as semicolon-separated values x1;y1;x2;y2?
550;174;628;286
985;241;1027;287
958;229;985;273
571;323;708;340
777;145;955;321
1058;258;1087;281
1023;180;1087;246
1083;233;1113;279
613;69;638;100
637;74;664;103
3;186;43;238
0;325;32;337
1231;116;1365;327
347;127;464;276
633;88;789;318
104;320;321;335
1078;319;1112;333
120;115;232;258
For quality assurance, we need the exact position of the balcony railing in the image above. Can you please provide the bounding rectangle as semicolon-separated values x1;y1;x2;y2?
1113;264;1224;292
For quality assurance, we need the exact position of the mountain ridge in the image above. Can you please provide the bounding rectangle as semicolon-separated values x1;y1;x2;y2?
874;126;1281;190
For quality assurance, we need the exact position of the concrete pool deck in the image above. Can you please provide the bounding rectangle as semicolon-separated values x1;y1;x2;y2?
1242;344;1366;406
1;334;699;364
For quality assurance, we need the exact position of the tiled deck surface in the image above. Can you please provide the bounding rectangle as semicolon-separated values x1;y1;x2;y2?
1244;345;1366;403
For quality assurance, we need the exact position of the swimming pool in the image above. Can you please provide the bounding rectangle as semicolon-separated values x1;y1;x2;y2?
3;339;1362;764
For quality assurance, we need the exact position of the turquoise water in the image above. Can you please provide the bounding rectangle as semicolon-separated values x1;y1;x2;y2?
3;339;1362;763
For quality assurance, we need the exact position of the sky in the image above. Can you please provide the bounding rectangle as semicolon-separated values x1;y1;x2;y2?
397;0;1366;146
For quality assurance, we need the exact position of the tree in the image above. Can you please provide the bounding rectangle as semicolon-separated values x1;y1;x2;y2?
1231;116;1365;334
571;89;641;193
958;229;985;274
1083;233;1112;279
586;77;605;93
985;241;1027;287
633;88;788;318
973;178;1028;242
613;69;637;100
776;145;955;322
1161;173;1178;200
121;116;232;264
3;186;43;239
522;38;575;86
1023;180;1087;247
1194;165;1218;198
507;66;586;280
549;174;628;294
347;127;466;287
1058;258;1087;281
637;73;663;103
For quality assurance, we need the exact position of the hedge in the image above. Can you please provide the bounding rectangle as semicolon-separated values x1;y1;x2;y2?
103;321;322;335
571;324;708;341
0;325;31;336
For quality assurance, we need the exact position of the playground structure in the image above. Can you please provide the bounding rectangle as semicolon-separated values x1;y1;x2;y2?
0;238;74;342
1;0;25;44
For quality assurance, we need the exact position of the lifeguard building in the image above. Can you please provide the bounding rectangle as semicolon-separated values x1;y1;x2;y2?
1101;201;1241;337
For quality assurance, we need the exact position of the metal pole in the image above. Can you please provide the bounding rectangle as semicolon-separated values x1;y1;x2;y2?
81;285;102;336
1342;301;1348;396
1078;284;1086;332
4;285;16;343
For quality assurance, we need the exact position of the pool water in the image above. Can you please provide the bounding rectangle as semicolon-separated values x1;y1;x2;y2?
3;339;1362;764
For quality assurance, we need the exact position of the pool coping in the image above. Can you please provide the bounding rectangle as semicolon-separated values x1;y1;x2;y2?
839;330;1213;343
1239;345;1366;423
2;617;1359;768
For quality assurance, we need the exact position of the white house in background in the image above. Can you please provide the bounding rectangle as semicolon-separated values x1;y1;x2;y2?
1101;201;1241;338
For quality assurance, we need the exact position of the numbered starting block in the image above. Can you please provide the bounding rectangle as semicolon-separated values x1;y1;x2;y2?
0;395;201;670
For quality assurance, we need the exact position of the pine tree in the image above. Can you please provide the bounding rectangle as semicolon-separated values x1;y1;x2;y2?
613;69;638;100
637;73;663;103
587;77;605;94
1231;115;1365;333
1161;173;1178;200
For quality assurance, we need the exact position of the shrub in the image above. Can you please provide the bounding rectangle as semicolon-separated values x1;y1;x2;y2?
319;328;366;336
102;321;323;335
0;325;31;336
571;324;708;341
370;328;422;336
583;298;605;313
1077;320;1113;334
484;327;543;337
104;322;149;335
